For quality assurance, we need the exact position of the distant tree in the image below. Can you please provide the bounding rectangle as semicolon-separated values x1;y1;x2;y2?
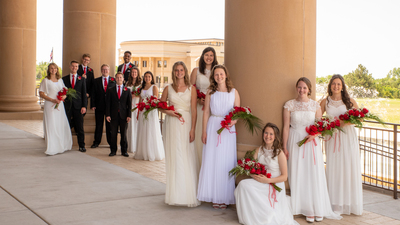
316;75;333;84
375;68;400;98
36;61;49;80
344;64;376;90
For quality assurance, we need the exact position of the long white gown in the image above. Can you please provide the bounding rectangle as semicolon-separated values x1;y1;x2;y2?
284;99;341;219
325;97;363;215
135;85;165;161
197;89;237;205
235;147;299;225
127;85;141;154
194;68;210;167
163;85;200;207
39;78;72;155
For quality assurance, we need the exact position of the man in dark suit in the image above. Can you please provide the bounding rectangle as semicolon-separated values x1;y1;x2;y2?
90;64;116;148
77;53;94;99
63;60;88;152
106;72;132;157
117;51;135;82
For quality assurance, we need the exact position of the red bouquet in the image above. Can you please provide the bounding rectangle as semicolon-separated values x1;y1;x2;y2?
339;107;384;128
217;106;262;135
193;84;206;110
132;96;184;123
131;86;141;97
297;117;343;147
54;87;78;109
229;158;282;192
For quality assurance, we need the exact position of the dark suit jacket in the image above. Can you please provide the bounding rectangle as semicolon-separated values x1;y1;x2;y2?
91;76;116;112
117;62;135;82
77;65;94;97
62;74;88;110
106;85;132;120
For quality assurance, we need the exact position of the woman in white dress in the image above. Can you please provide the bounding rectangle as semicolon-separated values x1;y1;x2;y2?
135;71;165;161
126;66;142;154
190;47;218;166
235;122;298;225
197;65;240;209
160;61;200;207
39;63;72;155
282;77;341;223
320;74;363;215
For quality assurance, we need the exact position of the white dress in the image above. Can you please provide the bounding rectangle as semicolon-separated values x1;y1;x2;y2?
197;89;237;205
325;97;363;215
127;85;141;154
284;99;341;219
163;85;200;207
194;68;210;166
135;85;165;161
235;147;299;225
39;78;72;155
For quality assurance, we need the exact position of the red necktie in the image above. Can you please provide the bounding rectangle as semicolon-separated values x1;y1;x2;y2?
122;64;127;74
84;67;86;74
104;78;108;92
71;75;75;89
118;86;121;99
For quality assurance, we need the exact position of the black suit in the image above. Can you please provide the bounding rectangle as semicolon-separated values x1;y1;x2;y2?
62;74;87;148
106;85;132;154
117;62;135;82
91;76;116;146
77;65;94;98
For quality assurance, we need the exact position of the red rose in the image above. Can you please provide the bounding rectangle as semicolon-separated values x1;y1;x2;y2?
339;115;344;120
335;120;340;126
362;108;369;114
267;173;272;178
318;121;323;127
248;107;252;113
360;112;365;117
250;168;256;174
238;160;243;165
245;158;251;162
129;64;133;68
354;110;360;117
110;77;115;81
145;105;150;110
261;170;266;175
256;169;261;175
151;102;156;108
348;110;354;116
310;125;318;134
57;95;62;100
344;114;350;120
330;122;335;128
244;165;250;170
78;76;81;80
89;68;92;72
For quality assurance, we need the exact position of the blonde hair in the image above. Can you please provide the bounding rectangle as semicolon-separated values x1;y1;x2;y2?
209;65;234;95
46;63;61;80
171;61;190;92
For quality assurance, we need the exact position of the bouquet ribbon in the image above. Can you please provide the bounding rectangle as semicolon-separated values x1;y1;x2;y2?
268;184;278;209
302;139;317;165
323;132;341;153
216;126;237;147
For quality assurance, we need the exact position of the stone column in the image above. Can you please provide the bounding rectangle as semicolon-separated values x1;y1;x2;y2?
225;0;316;148
62;0;116;78
0;0;40;112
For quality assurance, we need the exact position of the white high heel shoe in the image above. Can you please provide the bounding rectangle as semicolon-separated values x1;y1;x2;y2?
306;217;315;223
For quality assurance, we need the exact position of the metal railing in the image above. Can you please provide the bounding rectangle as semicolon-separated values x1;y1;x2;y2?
359;121;399;199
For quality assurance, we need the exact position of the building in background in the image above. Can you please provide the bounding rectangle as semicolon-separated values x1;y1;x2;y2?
118;38;224;90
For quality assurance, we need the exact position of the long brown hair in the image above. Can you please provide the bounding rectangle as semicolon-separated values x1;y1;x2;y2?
126;66;142;87
208;65;234;95
261;123;282;159
327;74;353;109
171;61;190;92
199;47;218;75
46;63;61;80
296;77;312;96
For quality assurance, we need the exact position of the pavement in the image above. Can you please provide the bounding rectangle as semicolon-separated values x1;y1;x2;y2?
0;120;399;225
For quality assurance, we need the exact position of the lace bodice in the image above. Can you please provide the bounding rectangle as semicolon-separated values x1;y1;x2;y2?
167;84;191;112
257;147;281;178
140;85;155;99
284;99;320;132
325;97;347;118
195;68;210;94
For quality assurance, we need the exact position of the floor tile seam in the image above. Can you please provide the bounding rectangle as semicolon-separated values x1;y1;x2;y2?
0;185;50;225
31;193;166;211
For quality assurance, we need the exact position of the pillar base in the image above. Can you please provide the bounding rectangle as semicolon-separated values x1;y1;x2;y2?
0;96;41;112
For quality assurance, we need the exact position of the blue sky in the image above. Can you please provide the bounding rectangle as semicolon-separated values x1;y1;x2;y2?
37;0;400;79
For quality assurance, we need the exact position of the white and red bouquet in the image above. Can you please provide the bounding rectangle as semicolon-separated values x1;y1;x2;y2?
217;106;262;135
132;96;184;123
54;87;78;109
297;117;343;147
229;158;282;192
339;107;384;128
131;86;141;97
193;84;206;110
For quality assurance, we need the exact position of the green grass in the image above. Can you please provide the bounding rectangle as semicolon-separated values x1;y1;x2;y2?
356;98;400;124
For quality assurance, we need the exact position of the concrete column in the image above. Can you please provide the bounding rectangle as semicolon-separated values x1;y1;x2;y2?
0;0;40;112
225;0;316;148
62;0;116;78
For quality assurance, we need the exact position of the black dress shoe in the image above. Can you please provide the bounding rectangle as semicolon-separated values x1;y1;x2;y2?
91;143;99;148
109;152;116;156
122;153;129;157
79;147;86;152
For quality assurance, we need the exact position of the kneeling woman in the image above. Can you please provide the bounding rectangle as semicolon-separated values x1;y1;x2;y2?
235;123;298;225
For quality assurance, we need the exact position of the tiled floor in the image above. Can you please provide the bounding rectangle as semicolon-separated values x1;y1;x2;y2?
2;119;400;225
